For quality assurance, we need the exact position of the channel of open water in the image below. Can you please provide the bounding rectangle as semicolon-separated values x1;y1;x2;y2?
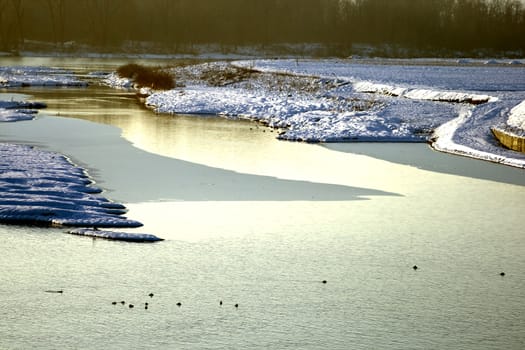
1;58;524;349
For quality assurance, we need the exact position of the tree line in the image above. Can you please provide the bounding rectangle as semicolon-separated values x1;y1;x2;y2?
1;0;524;55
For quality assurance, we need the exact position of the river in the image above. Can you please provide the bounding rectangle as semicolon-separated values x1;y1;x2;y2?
1;58;524;349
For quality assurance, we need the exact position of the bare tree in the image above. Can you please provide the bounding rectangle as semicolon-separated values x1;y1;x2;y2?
0;0;16;51
45;0;65;48
10;0;24;49
84;0;121;48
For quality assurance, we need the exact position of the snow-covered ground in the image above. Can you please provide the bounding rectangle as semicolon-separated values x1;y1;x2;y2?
0;143;142;227
0;68;140;228
0;66;87;88
136;59;525;168
507;100;525;130
0;100;46;122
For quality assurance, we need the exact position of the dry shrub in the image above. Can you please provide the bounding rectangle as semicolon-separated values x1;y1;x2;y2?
116;63;175;90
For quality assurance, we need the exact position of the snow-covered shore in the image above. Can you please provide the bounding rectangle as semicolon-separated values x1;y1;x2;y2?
0;66;88;88
0;143;142;227
1;72;140;228
0;100;46;122
136;59;525;168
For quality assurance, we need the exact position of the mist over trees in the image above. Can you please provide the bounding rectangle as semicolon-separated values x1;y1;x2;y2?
1;0;524;56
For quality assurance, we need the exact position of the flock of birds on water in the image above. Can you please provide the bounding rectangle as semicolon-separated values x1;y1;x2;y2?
44;270;508;309
110;292;241;310
108;283;330;310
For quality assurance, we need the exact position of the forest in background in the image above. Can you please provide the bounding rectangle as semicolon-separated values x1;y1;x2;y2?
1;0;524;56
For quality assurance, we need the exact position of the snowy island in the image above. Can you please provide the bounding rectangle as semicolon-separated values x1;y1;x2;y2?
106;59;525;167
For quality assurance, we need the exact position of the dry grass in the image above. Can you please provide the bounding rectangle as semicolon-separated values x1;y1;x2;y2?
199;65;260;87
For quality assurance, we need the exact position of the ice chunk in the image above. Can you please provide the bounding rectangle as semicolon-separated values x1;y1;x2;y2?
66;228;163;242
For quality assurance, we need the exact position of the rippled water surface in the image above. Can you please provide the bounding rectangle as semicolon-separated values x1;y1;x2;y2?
1;58;524;349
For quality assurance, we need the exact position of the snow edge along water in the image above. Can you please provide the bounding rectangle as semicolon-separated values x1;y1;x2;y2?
0;143;143;228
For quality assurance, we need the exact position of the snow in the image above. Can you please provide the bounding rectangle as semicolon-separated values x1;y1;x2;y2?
67;228;164;242
507;100;525;130
0;100;46;122
139;59;525;167
0;66;87;88
0;143;142;227
353;81;495;103
102;72;134;89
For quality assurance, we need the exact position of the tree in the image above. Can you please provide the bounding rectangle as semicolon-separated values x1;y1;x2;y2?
45;0;65;47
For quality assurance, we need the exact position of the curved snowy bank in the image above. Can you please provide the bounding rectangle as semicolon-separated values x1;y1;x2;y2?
431;109;525;168
353;81;496;104
0;66;87;88
0;143;142;227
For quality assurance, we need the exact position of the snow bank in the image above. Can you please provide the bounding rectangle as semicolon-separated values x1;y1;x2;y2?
148;87;331;119
354;81;495;104
146;86;421;142
0;143;142;227
0;100;46;122
432;108;525;168
116;59;525;166
144;61;490;143
67;228;164;242
102;72;134;89
0;66;87;88
507;100;525;130
276;110;418;142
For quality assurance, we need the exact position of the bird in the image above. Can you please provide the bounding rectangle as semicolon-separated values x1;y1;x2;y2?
111;301;117;305
129;304;134;308
148;293;154;298
120;301;126;305
219;300;223;306
322;280;327;284
500;272;506;276
413;265;418;270
234;303;239;308
176;302;182;307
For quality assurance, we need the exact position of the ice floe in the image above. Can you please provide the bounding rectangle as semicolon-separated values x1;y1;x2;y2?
67;228;163;242
0;66;87;88
0;143;142;227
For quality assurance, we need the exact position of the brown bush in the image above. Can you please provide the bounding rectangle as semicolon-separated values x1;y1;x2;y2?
116;63;175;90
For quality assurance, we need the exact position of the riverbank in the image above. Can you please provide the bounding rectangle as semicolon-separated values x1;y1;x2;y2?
0;142;141;227
103;59;525;168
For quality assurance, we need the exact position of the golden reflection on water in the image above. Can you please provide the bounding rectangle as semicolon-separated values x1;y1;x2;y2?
27;85;525;245
108;107;424;194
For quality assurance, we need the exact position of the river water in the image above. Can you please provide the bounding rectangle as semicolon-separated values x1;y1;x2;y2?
1;58;524;349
